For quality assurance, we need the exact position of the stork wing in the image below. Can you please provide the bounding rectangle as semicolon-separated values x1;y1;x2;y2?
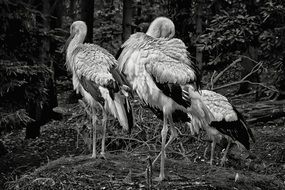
118;33;200;86
201;90;238;122
71;43;117;87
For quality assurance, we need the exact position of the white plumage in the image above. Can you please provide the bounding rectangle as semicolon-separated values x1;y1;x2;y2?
117;17;213;181
65;21;134;158
188;90;255;165
201;90;238;122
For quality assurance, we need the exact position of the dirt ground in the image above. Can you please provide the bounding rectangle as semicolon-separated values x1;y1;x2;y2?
0;86;285;190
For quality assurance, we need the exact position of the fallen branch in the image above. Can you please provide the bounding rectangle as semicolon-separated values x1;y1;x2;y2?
235;100;285;124
231;91;257;99
247;111;285;124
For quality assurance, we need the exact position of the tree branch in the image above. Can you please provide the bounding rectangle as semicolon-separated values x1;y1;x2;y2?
211;55;276;92
213;80;278;92
210;57;242;89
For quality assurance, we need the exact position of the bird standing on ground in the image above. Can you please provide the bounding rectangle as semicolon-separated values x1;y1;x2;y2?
65;21;134;158
117;17;213;181
188;89;255;166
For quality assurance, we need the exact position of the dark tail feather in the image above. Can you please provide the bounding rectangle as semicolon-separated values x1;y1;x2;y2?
113;93;134;134
212;106;255;150
233;106;255;143
123;97;134;134
110;65;134;98
212;119;251;150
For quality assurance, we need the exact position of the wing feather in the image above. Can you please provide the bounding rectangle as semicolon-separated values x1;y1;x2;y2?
201;90;238;122
72;43;116;87
118;33;198;86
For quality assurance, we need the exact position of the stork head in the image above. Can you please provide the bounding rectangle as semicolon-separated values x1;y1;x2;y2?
69;21;87;38
146;17;175;38
64;21;87;52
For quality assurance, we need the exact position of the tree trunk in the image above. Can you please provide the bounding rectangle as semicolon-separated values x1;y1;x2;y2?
95;0;104;10
122;0;133;42
81;0;94;43
49;0;63;108
40;0;50;64
69;0;76;19
274;28;285;100
25;0;50;139
274;59;285;100
196;1;203;69
25;101;42;139
25;0;60;139
0;140;8;157
134;0;142;32
50;0;63;35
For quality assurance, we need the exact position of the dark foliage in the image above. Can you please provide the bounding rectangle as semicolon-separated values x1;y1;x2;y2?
0;60;53;135
0;1;43;63
0;109;34;134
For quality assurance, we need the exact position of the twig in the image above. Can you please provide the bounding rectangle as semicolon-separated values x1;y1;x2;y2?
106;136;152;151
210;70;216;89
210;57;242;89
213;59;277;92
146;155;152;190
231;91;257;99
238;55;260;64
241;60;262;81
130;135;160;152
213;80;278;92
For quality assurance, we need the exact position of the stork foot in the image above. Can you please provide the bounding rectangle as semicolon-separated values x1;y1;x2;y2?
99;152;107;160
153;174;169;182
91;153;97;158
153;176;164;182
207;159;213;166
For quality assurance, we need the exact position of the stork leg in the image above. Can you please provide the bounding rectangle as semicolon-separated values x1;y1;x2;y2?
156;112;169;181
100;109;107;159
203;141;211;159
209;140;216;165
220;140;231;166
152;117;178;167
91;108;98;158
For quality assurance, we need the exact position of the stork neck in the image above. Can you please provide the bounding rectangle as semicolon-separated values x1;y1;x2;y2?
66;32;85;63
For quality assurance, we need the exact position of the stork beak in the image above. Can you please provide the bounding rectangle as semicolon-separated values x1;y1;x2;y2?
62;32;75;53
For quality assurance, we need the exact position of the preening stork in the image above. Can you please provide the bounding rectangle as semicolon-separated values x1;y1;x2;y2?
188;89;255;166
117;17;214;181
65;21;134;158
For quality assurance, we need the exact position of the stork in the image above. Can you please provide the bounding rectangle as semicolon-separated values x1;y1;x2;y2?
117;17;214;181
137;17;255;167
65;21;134;158
188;89;255;166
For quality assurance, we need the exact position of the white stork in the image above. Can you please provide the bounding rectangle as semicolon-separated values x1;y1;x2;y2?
188;89;255;166
65;21;134;158
117;17;214;181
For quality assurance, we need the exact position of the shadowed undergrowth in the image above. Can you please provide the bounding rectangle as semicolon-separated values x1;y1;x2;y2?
1;87;285;189
5;152;284;190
